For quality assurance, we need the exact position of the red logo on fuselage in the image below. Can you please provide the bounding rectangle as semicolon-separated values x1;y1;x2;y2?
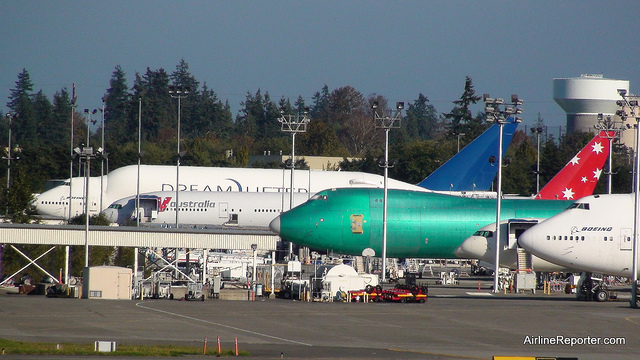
159;197;172;212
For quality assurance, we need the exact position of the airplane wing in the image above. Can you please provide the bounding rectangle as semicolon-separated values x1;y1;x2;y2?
416;120;519;191
535;130;615;200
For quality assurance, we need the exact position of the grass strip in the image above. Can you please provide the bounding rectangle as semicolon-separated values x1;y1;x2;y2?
0;338;249;356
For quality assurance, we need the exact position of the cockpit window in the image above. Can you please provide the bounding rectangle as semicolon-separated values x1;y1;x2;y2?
310;194;328;200
472;230;493;238
568;202;589;210
108;204;123;209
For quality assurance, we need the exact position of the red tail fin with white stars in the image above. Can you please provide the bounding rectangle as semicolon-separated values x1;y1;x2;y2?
535;130;615;200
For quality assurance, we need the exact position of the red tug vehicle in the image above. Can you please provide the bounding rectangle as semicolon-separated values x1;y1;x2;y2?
349;284;428;303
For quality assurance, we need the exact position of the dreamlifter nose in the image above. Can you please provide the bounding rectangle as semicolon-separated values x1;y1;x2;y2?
269;216;281;234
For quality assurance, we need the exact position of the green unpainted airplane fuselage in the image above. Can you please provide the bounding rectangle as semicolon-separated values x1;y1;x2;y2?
275;188;572;258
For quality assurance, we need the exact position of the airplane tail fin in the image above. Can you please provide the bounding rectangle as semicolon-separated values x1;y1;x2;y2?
535;130;615;200
417;120;519;191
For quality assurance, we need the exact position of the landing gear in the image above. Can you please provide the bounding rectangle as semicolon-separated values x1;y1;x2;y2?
577;272;616;302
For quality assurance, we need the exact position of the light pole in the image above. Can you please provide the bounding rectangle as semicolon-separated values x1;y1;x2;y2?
484;94;523;293
595;114;622;195
68;84;76;223
278;108;310;260
616;89;640;308
3;113;21;219
251;243;258;285
372;101;403;283
456;132;465;153
168;85;191;229
74;144;103;268
99;102;106;212
530;126;543;194
83;109;98;148
136;96;142;227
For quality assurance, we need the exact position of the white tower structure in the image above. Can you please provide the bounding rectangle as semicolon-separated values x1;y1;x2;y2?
553;74;632;145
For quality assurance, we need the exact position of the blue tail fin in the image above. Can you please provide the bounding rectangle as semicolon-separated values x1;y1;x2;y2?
416;121;519;191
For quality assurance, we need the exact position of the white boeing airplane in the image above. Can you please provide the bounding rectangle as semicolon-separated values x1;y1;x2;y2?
518;193;636;278
455;130;614;272
34;165;428;220
102;191;311;228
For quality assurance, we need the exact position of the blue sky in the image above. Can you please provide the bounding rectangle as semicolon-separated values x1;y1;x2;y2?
1;1;638;131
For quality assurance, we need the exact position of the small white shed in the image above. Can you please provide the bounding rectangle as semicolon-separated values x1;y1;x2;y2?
315;264;378;296
82;266;132;300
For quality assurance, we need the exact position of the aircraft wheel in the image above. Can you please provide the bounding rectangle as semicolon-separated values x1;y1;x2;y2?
595;289;609;302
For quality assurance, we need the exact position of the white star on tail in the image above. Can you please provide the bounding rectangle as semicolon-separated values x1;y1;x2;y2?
592;141;604;154
593;168;602;179
581;176;588;183
570;155;580;165
562;188;575;199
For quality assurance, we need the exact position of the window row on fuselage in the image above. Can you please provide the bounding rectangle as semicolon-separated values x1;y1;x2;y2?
546;235;618;242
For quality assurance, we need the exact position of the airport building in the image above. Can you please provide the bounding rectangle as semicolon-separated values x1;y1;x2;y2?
248;153;359;171
553;74;633;145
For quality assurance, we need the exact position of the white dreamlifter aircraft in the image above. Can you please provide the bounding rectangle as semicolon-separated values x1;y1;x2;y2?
35;164;428;220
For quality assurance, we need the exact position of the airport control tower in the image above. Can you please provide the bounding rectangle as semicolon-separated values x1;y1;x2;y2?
553;74;632;145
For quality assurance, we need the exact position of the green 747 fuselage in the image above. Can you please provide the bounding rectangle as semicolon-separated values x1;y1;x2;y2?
272;188;572;258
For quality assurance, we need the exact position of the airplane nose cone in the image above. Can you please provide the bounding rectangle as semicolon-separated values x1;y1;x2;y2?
457;236;490;260
269;216;281;234
518;228;536;251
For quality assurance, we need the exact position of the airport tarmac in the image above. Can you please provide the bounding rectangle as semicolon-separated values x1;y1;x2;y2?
0;279;638;360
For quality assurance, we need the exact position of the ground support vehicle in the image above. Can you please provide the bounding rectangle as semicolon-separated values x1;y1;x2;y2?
381;285;428;303
348;285;383;302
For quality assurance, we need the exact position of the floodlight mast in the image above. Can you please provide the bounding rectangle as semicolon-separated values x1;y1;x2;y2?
278;108;310;260
617;89;640;308
530;126;544;194
595;113;623;195
168;85;191;229
373;101;403;283
483;94;523;293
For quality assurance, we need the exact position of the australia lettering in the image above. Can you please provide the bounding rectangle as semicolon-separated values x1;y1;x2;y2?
158;197;216;212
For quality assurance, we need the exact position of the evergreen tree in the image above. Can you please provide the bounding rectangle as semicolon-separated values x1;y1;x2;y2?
7;69;37;145
6;69;33;111
443;76;485;139
132;68;173;142
32;90;54;145
170;59;199;138
311;84;330;121
50;89;72;148
401;93;440;141
1;162;38;224
104;65;132;145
